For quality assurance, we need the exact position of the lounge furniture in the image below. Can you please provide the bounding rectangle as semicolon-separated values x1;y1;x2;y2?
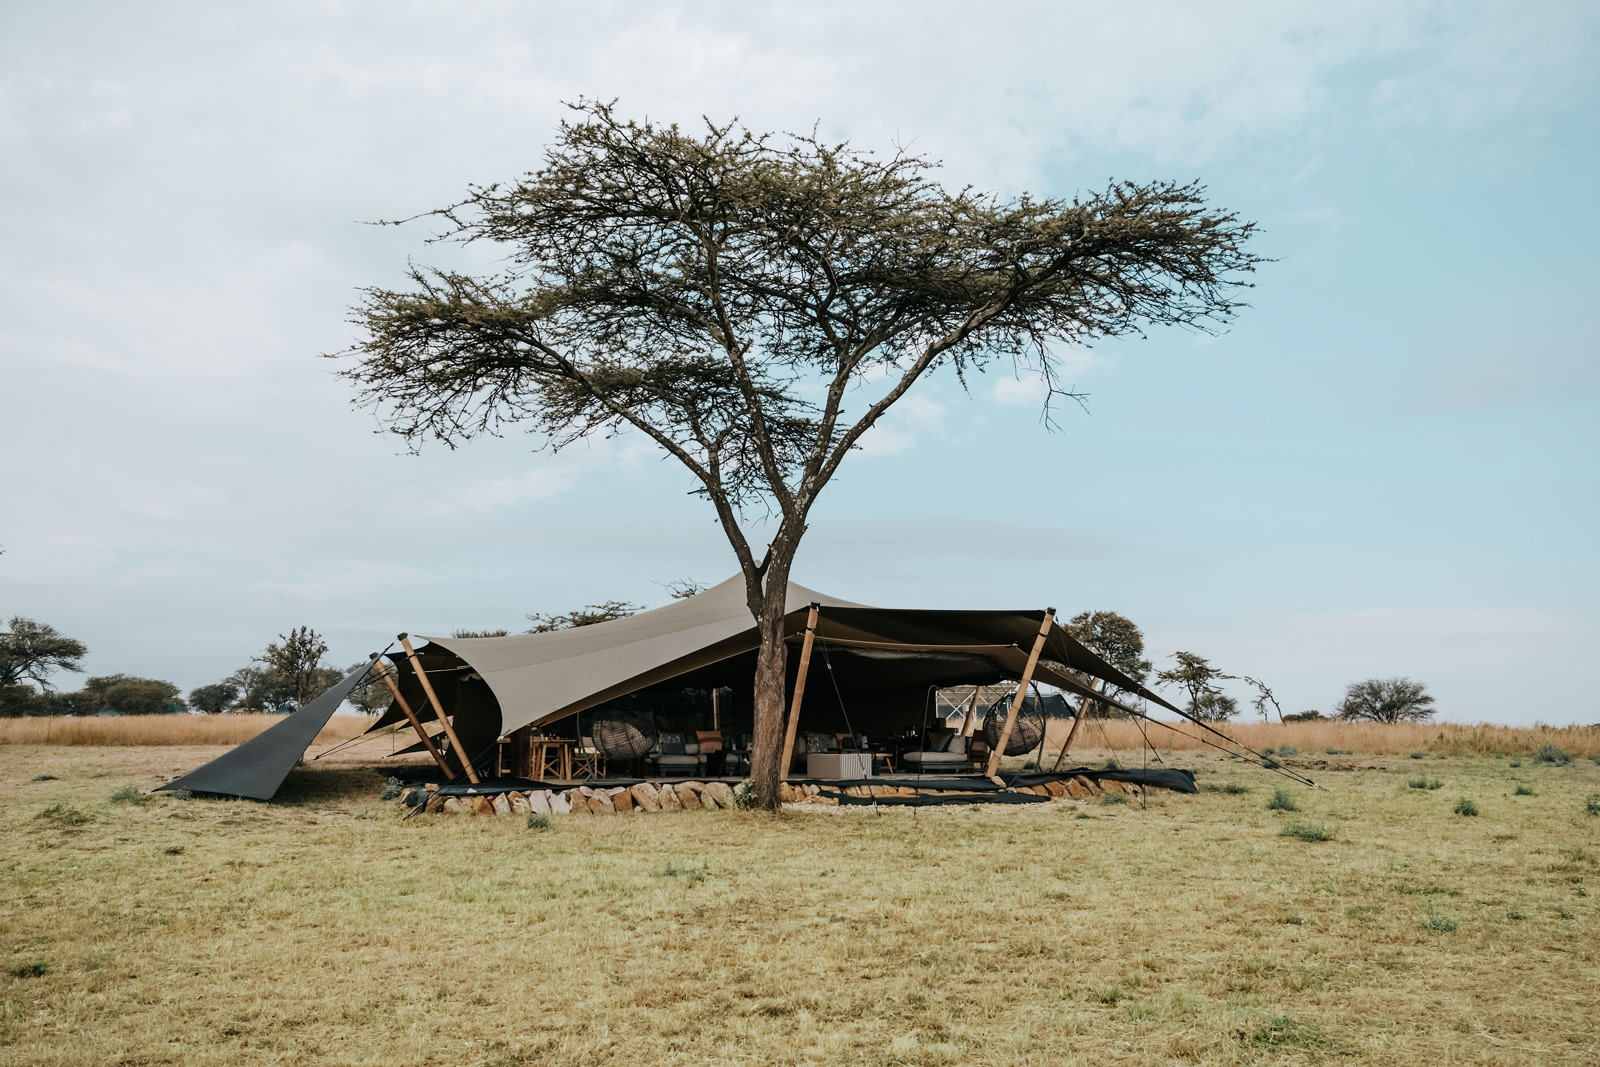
806;751;872;778
900;731;975;772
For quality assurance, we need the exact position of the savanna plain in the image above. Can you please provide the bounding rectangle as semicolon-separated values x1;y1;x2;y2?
2;724;1597;1067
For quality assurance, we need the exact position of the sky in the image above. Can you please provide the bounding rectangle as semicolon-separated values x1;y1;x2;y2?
2;1;1596;725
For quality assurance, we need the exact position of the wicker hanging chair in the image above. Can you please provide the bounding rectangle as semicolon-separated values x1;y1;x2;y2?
983;695;1046;756
590;711;658;762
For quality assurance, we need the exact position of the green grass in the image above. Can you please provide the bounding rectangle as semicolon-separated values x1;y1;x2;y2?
1099;791;1128;805
1533;745;1572;765
1279;821;1336;842
1409;776;1444;790
1454;796;1480;817
1;744;1596;1066
1513;783;1535;796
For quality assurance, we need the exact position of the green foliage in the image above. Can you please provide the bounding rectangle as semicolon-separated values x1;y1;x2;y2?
732;780;756;810
71;675;183;716
7;960;48;979
450;629;511;639
1324;747;1342;754
109;785;148;805
29;774;56;782
187;681;240;715
1266;788;1300;812
1532;745;1571;765
1453;796;1479;817
1222;782;1253;795
379;777;404;801
1099;792;1128;806
1278;744;1299;756
1336;677;1436;723
525;813;552;831
1090;986;1123;1004
1156;652;1236;720
1422;914;1459;932
1063;612;1151;711
0;617;87;693
1409;752;1428;759
526;602;643;633
1408;777;1443;790
1585;795;1600;816
0;683;52;717
1283;710;1323;721
1279;822;1335;841
1513;783;1535;796
257;627;335;710
655;860;707;883
35;803;93;828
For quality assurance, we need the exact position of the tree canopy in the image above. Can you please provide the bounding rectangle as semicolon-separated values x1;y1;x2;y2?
1336;678;1436;723
336;100;1261;807
1156;651;1236;721
0;617;87;691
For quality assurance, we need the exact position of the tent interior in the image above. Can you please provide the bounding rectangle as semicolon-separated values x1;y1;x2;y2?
367;576;1181;781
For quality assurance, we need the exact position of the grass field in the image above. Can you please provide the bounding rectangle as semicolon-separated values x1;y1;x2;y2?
2;743;1597;1066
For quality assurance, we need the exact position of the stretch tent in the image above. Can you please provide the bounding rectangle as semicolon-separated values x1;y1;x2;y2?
371;576;1184;766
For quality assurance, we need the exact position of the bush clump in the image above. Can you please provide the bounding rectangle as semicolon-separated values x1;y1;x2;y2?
35;803;93;828
1407;777;1443;790
1408;752;1428;759
526;813;552;831
1422;914;1459;933
1100;792;1129;806
1278;744;1299;757
1223;782;1253;795
30;774;57;782
1533;745;1571;765
1585;795;1600;817
1266;788;1301;812
1279;822;1335;842
1454;796;1479;817
1512;783;1535;796
109;785;148;805
379;777;404;801
7;960;49;978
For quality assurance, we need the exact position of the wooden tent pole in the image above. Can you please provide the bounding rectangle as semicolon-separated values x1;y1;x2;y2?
399;634;479;784
779;603;821;782
373;658;452;775
960;685;982;738
1052;677;1101;772
986;610;1056;780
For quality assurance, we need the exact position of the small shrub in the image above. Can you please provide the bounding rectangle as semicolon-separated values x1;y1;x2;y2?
525;813;552;831
109;785;148;805
1422;914;1459;933
1102;759;1121;771
1409;752;1427;760
1223;782;1253;795
1279;822;1335;842
1100;792;1129;806
379;777;404;801
1278;744;1299;757
1408;777;1443;790
35;803;93;828
1266;788;1300;812
7;960;48;979
1090;986;1123;1004
29;774;57;782
732;780;756;810
1585;794;1600;816
1512;783;1535;796
1261;747;1276;757
1533;745;1571;765
1453;796;1479;817
1509;761;1521;768
656;860;707;883
1324;747;1341;755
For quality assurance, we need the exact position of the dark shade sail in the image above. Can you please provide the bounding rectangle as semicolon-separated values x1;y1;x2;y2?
155;656;379;801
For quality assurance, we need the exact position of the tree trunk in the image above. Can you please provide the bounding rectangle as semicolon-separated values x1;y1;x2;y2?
746;550;796;811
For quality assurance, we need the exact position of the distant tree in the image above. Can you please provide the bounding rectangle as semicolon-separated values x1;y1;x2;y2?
1063;610;1152;717
344;663;392;715
1190;691;1240;722
451;629;511;639
224;665;277;712
0;684;51;717
0;617;88;692
1284;709;1324;722
188;681;241;715
1156;651;1230;720
662;579;708;600
256;627;336;710
525;601;643;633
335;101;1260;808
1335;678;1436;723
78;675;183;716
1237;674;1285;723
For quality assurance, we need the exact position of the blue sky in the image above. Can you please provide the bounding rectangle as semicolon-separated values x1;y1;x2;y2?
2;1;1596;724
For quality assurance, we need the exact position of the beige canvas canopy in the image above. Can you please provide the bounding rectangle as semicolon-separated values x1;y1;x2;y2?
371;576;1182;748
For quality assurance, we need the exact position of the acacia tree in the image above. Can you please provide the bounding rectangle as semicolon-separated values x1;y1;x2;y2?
336;101;1260;808
1336;678;1436;723
1156;651;1232;721
257;627;336;710
1063;610;1152;718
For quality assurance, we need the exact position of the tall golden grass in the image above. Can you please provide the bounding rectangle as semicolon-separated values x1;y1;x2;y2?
0;713;373;746
1044;717;1600;759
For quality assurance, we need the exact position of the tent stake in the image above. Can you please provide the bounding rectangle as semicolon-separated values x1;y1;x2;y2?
779;603;821;782
373;659;453;776
1052;677;1100;772
399;634;479;784
986;609;1056;780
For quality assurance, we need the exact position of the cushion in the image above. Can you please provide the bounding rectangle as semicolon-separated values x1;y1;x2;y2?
695;731;723;754
660;742;687;756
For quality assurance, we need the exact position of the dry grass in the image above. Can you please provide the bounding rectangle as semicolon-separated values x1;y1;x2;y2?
0;714;373;747
1;744;1596;1066
1043;718;1600;760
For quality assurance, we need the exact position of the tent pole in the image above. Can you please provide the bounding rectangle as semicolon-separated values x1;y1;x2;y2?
373;659;452;776
399;634;479;784
779;603;821;782
1052;677;1100;772
960;686;982;737
986;609;1056;780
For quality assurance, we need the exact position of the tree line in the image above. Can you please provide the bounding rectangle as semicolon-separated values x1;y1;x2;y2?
0;618;385;718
